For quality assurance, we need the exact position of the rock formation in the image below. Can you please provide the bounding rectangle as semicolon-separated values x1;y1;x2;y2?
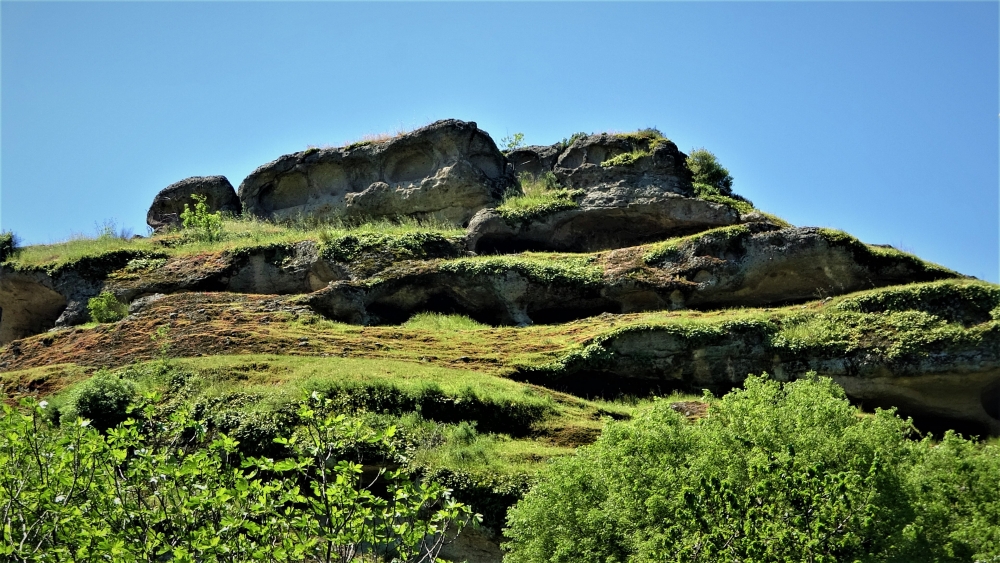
238;119;515;226
468;132;745;253
1;119;997;441
146;176;240;232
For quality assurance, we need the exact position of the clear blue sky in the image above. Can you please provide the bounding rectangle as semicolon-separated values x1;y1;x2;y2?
2;1;997;281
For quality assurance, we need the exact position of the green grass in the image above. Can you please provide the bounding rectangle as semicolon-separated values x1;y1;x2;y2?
3;216;465;273
438;252;604;287
402;312;489;331
642;224;752;265
496;172;583;224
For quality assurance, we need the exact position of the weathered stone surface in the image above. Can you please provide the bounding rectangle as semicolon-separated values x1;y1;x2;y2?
467;195;741;253
301;226;958;328
239;120;515;226
147;176;240;232
470;133;744;252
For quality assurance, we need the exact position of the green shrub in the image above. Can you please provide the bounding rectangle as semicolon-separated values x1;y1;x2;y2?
180;193;224;243
59;371;138;431
1;395;477;562
503;374;1000;563
0;231;19;262
501;132;526;152
687;148;734;195
87;291;128;323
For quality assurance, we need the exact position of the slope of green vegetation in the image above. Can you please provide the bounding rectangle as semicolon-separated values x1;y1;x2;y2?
505;375;1000;563
3;216;465;273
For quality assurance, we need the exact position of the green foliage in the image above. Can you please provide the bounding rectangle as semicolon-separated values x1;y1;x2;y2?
439;253;603;287
123;256;167;272
319;230;460;263
501;132;526;152
0;395;477;562
58;370;138;431
559;132;588;149
503;375;1000;563
642;225;751;265
687;148;734;195
87;291;128;323
0;230;19;262
180;193;224;243
601;150;651;167
403;312;489;331
496;172;583;224
692;182;755;214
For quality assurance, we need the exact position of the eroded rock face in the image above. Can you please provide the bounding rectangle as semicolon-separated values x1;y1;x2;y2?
147;176;240;232
470;134;743;252
467;195;740;253
239;120;515;226
302;226;958;328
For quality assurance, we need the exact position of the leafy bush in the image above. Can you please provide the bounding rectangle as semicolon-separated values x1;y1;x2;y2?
181;193;224;242
504;374;1000;563
1;394;477;562
87;291;128;323
59;370;138;431
600;150;650;167
0;230;20;262
687;148;734;195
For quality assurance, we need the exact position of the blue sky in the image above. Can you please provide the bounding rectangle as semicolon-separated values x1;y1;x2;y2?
2;1;997;281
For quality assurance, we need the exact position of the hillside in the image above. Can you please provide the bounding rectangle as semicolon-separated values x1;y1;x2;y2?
2;119;998;561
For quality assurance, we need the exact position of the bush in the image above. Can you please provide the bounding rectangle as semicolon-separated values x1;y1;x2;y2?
687;148;734;195
1;395;477;562
87;291;128;323
503;374;1000;563
180;193;224;242
0;230;19;262
59;371;138;431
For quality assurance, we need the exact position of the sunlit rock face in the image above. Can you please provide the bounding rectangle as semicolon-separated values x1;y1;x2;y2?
238;119;515;226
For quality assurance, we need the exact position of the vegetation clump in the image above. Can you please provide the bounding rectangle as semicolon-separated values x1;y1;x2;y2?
1;395;477;562
439;252;603;287
0;230;20;262
496;172;583;224
87;291;128;323
504;374;1000;563
55;370;137;431
180;194;224;243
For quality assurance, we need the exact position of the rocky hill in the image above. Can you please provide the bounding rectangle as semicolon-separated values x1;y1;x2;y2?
2;119;998;561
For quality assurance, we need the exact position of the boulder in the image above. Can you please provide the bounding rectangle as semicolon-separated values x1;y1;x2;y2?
146;176;240;232
469;132;743;252
238;119;516;226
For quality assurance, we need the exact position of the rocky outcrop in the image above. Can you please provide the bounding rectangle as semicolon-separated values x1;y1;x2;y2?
238;120;515;226
466;196;740;253
302;226;958;327
147;176;240;232
469;133;744;252
0;251;151;343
